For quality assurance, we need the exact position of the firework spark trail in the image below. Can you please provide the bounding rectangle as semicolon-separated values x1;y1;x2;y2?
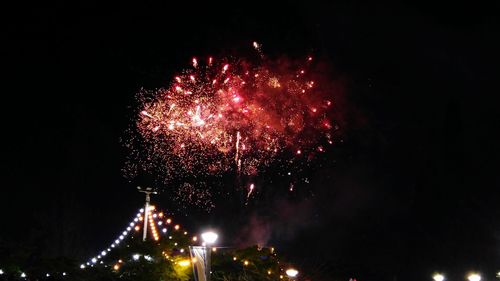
127;43;339;203
247;183;255;198
235;131;241;172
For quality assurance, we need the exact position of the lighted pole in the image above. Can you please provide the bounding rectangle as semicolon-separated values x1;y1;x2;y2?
137;186;157;241
201;231;218;281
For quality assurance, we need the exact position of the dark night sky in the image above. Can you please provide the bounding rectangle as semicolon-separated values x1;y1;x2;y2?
2;1;499;280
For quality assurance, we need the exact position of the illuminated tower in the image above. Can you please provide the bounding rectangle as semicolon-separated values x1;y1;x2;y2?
137;186;157;241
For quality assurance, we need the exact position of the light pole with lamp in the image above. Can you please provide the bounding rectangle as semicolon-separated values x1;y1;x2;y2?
201;231;218;281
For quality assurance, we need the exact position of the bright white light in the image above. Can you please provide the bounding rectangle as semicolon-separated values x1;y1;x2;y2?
127;227;131;231
286;268;299;278
134;218;138;222
433;273;445;281
111;244;115;248
201;231;218;244
0;269;3;275
119;235;124;240
80;264;85;269
101;251;107;256
97;255;101;259
153;213;157;218
62;272;66;276
115;239;120;244
46;273;50;277
21;272;26;278
140;208;144;213
133;254;140;260
158;221;163;225
162;228;167;233
496;272;500;278
91;258;97;263
130;222;134;227
123;231;127;235
468;274;481;281
107;248;111;251
144;255;153;261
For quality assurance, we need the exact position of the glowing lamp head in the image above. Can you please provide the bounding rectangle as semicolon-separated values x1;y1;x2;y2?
201;231;218;244
468;273;481;281
286;268;299;278
496;271;500;278
178;260;190;267
433;273;445;281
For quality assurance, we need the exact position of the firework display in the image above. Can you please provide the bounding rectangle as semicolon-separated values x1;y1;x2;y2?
125;43;339;204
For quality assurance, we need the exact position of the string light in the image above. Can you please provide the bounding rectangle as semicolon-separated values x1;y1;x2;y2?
76;204;288;281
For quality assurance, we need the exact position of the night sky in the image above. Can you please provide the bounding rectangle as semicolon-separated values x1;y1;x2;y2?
2;1;499;280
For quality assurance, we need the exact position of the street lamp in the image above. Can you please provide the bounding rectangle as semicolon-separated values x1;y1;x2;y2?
433;273;445;281
496;271;500;279
286;268;299;279
201;231;218;244
201;231;218;281
468;273;481;281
